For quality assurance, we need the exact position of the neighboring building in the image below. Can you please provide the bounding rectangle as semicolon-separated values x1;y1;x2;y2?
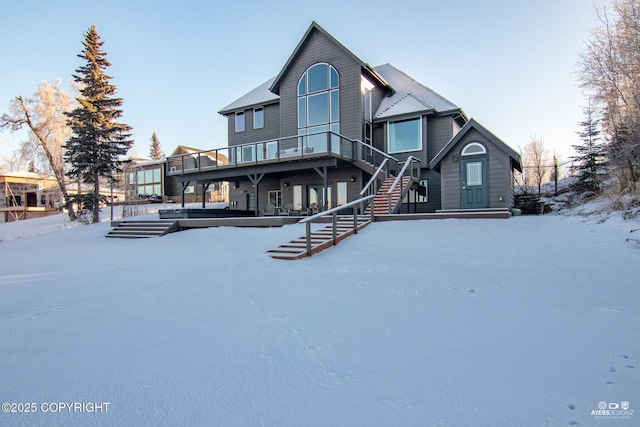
167;21;521;215
124;158;166;201
0;172;62;222
127;146;229;205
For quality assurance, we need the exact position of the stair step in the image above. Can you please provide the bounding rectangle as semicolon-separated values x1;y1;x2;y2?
269;218;371;259
106;220;178;239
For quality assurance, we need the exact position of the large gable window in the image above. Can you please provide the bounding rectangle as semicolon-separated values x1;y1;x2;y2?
388;118;422;153
298;63;340;151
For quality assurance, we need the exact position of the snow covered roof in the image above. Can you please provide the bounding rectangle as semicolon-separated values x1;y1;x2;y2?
170;145;228;163
0;171;57;182
373;64;461;120
218;77;279;115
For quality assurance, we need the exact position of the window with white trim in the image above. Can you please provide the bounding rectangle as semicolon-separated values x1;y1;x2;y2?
388;118;422;153
461;142;486;156
253;107;264;129
235;111;245;132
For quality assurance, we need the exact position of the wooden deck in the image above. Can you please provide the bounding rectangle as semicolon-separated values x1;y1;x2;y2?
107;208;512;239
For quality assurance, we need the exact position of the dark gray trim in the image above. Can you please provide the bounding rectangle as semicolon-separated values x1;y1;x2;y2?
269;22;391;95
429;118;522;171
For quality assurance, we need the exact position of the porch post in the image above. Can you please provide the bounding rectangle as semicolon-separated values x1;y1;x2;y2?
202;183;211;208
313;167;329;212
323;166;328;211
247;173;265;217
181;181;190;208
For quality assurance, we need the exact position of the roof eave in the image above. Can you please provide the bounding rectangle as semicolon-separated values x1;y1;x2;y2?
270;21;393;94
428;118;521;170
218;98;279;116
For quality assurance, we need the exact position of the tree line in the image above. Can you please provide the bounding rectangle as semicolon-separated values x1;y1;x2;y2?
511;0;639;207
1;25;165;223
575;0;640;203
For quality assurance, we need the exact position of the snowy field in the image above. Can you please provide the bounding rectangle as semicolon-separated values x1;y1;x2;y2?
0;208;638;426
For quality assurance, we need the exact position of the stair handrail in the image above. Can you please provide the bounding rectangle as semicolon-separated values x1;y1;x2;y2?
299;195;375;257
387;156;421;213
359;158;389;198
333;133;398;173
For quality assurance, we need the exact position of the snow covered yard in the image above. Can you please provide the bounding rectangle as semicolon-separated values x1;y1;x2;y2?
0;213;638;426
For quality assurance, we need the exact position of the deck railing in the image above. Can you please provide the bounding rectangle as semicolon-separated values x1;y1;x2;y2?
166;131;397;176
299;195;375;257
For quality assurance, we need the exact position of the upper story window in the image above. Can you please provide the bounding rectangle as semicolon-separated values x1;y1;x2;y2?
253;107;264;129
388;118;422;154
461;142;486;156
235;111;245;132
297;63;340;144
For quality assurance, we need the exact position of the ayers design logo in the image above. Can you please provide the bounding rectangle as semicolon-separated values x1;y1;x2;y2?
592;400;633;420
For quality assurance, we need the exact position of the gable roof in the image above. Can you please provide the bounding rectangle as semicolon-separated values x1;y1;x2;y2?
218;77;279;115
373;64;462;120
171;145;228;164
429;118;522;171
269;21;390;95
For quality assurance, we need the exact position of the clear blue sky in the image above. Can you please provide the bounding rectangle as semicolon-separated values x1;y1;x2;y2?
0;0;598;162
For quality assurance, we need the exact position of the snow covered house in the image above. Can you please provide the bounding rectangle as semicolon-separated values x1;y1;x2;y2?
167;21;521;215
0;172;62;222
126;146;229;205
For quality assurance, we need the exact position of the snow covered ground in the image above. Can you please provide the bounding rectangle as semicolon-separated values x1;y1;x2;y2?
0;208;638;426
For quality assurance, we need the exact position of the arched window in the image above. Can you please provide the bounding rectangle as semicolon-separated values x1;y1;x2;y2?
297;63;340;151
461;142;487;156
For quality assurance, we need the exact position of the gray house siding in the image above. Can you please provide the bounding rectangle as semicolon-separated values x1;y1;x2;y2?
487;147;512;209
397;168;442;213
226;103;280;146
426;115;454;162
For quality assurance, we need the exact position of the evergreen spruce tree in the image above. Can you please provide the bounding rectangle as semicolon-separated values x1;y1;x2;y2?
149;132;165;160
570;103;606;196
65;24;132;223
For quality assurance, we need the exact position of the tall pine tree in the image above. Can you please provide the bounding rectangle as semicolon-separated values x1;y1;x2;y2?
65;24;132;223
149;132;165;160
570;103;606;196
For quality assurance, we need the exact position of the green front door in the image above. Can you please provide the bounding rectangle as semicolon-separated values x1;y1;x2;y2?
462;157;487;209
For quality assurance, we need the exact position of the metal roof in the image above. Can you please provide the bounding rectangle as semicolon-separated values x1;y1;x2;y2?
373;64;460;120
218;77;279;115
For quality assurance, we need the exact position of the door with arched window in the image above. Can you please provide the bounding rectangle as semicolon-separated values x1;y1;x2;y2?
461;142;487;209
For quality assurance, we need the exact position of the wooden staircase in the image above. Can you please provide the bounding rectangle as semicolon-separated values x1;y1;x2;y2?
106;220;179;238
268;216;372;260
365;176;412;215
